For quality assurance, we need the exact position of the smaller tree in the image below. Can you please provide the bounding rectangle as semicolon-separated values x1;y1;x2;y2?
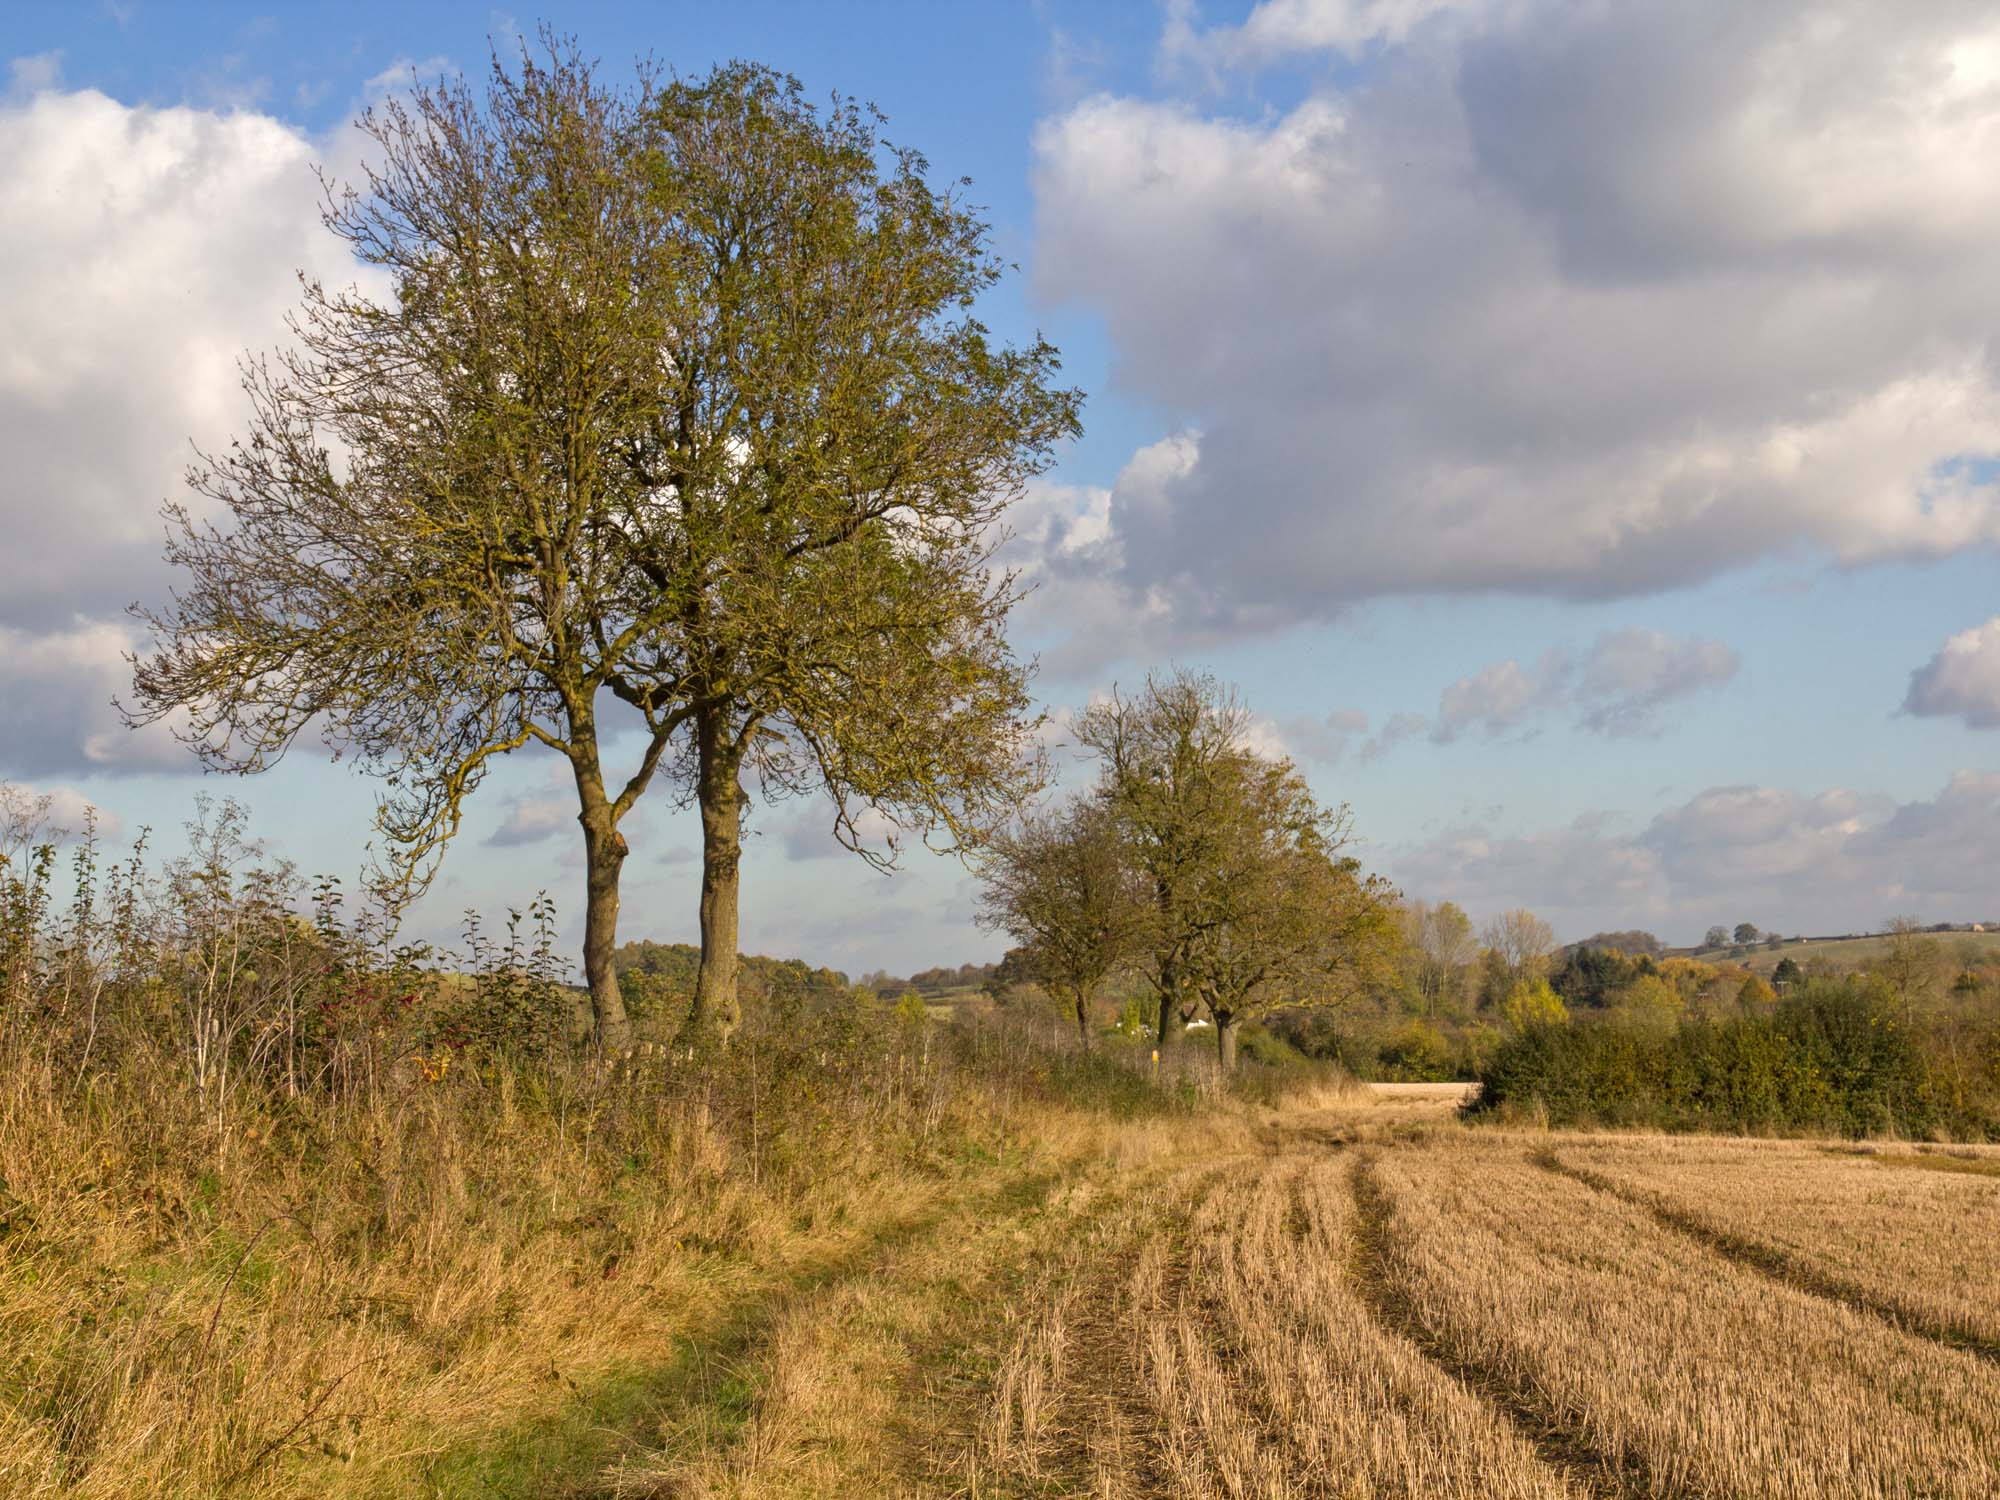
1181;758;1397;1070
1704;925;1731;950
1075;669;1256;1051
975;796;1147;1048
1403;899;1476;1016
1482;909;1556;986
1880;916;1945;1009
1500;977;1568;1031
1771;955;1803;989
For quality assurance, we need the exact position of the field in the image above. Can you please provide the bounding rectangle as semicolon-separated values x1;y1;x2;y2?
1687;929;2000;972
11;1073;2000;1497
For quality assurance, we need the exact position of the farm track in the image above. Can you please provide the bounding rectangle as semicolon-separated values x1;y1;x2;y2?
1345;1155;1647;1500
1535;1148;2000;1368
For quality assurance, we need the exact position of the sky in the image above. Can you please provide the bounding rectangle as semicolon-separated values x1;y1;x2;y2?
5;0;2000;975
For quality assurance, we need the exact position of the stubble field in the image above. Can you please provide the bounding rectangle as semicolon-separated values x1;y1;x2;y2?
947;1099;2000;1500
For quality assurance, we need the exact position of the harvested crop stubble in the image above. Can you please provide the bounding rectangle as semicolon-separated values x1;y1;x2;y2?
1189;1157;1584;1498
1557;1135;2000;1352
1369;1139;2000;1498
979;1151;1584;1499
974;1158;1211;1494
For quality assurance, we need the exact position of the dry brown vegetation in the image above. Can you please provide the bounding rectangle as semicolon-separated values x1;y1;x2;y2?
15;1066;2000;1498
1371;1136;2000;1498
1550;1133;2000;1354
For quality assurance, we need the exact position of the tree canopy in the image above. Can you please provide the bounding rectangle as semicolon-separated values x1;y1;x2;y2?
129;39;1079;1051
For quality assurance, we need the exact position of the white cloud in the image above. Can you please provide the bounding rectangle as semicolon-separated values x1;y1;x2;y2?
1385;771;2000;941
1166;0;1494;69
1904;617;2000;729
0;86;358;631
1032;4;2000;646
8;52;62;96
0;82;386;782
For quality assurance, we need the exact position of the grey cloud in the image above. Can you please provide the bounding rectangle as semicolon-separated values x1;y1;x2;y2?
1432;651;1568;743
1574;628;1740;736
484;796;573;848
1904;617;2000;729
0;620;194;777
1384;771;2000;941
1356;629;1738;759
1032;3;2000;644
1280;707;1371;763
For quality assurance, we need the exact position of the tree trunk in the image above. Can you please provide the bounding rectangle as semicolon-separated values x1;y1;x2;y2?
1215;1011;1238;1072
1073;989;1092;1050
1154;952;1177;1051
578;807;632;1056
685;708;745;1044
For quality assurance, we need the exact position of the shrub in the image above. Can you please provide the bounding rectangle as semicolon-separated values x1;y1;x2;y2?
1471;977;1998;1139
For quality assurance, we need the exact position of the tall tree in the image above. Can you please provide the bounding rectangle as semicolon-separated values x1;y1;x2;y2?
975;795;1146;1047
127;44;1077;1051
1483;909;1557;980
128;44;685;1052
1402;898;1476;1016
1074;669;1255;1051
636;64;1078;1041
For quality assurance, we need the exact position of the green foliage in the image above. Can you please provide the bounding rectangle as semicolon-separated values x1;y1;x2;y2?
1500;977;1569;1032
1472;978;2000;1138
1549;944;1657;1007
1265;1007;1497;1082
1378;1019;1456;1081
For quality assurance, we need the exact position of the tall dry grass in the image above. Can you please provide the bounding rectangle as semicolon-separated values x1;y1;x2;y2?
0;1031;1020;1498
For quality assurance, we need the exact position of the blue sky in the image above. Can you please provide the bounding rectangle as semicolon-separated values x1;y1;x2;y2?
6;0;2000;974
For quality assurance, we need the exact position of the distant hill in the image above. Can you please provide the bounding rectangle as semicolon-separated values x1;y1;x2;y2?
1681;929;2000;973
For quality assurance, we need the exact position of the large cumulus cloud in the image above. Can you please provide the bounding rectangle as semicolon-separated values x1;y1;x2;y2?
1904;617;2000;730
1033;2;2000;644
0;73;366;777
